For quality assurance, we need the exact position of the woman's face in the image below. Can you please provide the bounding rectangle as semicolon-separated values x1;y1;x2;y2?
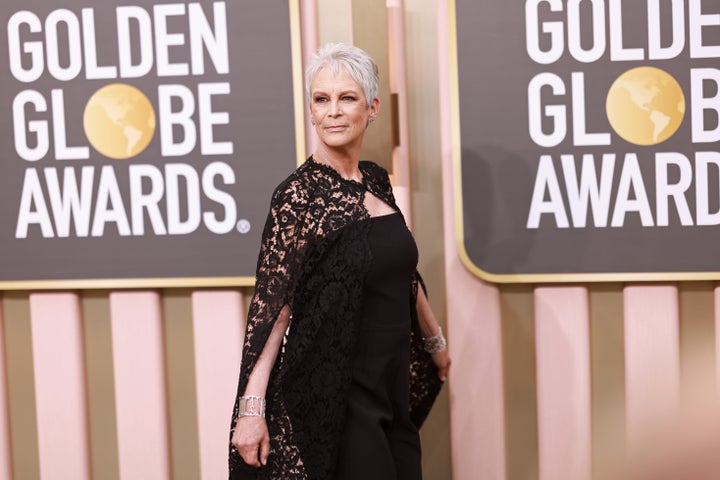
309;67;379;151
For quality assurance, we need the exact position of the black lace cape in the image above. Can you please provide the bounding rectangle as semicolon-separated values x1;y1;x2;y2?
229;157;443;480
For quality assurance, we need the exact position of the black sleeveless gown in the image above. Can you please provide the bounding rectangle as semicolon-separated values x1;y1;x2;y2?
334;212;422;480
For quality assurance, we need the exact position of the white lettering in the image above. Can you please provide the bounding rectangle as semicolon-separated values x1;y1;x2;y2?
198;82;233;155
91;166;131;236
611;154;654;227
203;161;237;234
189;2;229;75
609;0;645;61
13;90;49;161
15;168;54;238
655;152;693;226
51;89;89;160
81;8;118;79
561;153;615;228
648;0;685;60
159;84;197;156
571;72;611;146
166;163;201;234
129;164;167;235
154;4;189;77
567;0;605;63
696;152;720;226
528;72;567;148
525;0;564;64
7;11;44;83
45;166;94;237
14;163;239;238
689;0;720;59
45;9;82;81
527;155;569;229
691;68;720;143
8;5;232;81
116;6;154;78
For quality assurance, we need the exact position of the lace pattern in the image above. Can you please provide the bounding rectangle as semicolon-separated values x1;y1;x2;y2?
229;157;442;479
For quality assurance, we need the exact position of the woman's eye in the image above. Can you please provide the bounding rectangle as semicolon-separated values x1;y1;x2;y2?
342;96;356;101
314;97;327;103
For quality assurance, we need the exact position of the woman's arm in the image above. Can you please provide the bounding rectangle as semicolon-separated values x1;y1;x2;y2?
416;287;451;382
231;305;292;467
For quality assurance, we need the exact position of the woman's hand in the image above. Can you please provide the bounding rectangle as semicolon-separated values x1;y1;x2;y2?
432;348;451;382
232;416;270;468
415;286;451;382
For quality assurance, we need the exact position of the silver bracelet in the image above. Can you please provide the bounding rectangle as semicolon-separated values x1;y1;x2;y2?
238;395;266;418
423;326;447;354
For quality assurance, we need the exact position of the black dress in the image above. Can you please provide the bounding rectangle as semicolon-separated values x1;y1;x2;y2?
229;158;442;480
335;212;422;480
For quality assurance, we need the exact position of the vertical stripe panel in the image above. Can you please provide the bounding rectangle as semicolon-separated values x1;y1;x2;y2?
317;0;353;45
81;290;120;480
717;286;720;394
162;290;200;480
30;293;90;480
623;285;680;449
444;265;504;480
290;0;307;166
534;287;591;480
192;290;245;480
387;3;412;224
2;292;40;480
437;0;505;477
589;284;625;480
0;296;13;480
500;285;538;480
400;0;452;477
299;0;318;156
110;291;170;480
678;282;716;401
351;0;394;171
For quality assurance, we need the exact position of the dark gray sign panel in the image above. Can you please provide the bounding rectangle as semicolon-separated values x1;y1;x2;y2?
0;0;302;288
452;0;720;282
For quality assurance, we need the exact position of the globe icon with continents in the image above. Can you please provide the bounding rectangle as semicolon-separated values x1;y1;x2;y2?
606;66;686;146
83;83;156;159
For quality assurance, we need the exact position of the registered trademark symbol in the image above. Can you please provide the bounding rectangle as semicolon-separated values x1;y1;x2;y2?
236;219;251;234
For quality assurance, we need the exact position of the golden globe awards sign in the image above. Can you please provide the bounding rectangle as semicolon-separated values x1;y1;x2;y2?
0;1;300;288
453;0;720;281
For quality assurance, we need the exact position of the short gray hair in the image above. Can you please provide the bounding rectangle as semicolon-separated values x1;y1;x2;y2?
304;43;379;106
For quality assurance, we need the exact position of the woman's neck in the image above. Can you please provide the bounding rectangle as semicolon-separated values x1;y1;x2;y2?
312;147;363;182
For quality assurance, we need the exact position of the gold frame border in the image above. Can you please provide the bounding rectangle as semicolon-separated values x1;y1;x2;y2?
0;0;306;291
447;0;720;284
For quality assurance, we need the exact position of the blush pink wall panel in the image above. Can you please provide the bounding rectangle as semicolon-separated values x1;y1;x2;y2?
716;286;720;393
623;286;680;449
300;0;318;156
0;300;12;480
534;287;591;480
387;3;412;224
109;292;170;480
192;291;245;480
29;293;90;480
444;264;505;480
438;2;505;474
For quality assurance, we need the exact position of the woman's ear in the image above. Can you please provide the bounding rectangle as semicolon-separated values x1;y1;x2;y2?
370;97;380;116
367;97;380;125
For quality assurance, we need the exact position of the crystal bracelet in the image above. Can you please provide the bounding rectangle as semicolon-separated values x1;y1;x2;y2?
238;395;266;418
423;326;447;354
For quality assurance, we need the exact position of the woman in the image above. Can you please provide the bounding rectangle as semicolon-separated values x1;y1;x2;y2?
229;43;450;480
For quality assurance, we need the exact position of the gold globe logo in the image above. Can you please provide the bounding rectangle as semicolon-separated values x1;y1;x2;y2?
83;83;156;159
606;66;685;146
